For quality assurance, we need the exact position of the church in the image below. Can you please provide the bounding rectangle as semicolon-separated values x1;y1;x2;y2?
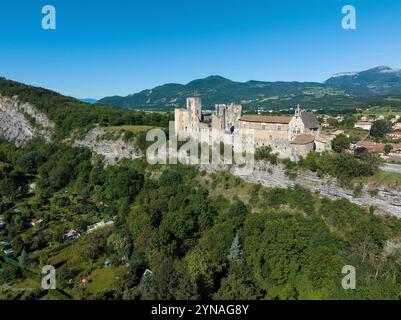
174;97;333;160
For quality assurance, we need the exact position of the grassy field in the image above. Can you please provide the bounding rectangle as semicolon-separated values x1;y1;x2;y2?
343;128;370;141
85;265;126;295
359;106;401;117
354;171;401;187
103;125;155;133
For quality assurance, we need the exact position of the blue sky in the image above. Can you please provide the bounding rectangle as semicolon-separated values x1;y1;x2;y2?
0;0;400;99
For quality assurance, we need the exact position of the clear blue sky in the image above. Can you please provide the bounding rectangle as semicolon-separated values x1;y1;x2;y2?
0;0;400;99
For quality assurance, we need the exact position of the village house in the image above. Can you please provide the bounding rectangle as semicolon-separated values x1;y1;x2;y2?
320;114;332;128
354;119;373;131
354;140;401;164
387;131;401;140
355;141;385;154
391;115;400;124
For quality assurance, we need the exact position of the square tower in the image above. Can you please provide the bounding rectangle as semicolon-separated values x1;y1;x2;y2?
187;97;202;129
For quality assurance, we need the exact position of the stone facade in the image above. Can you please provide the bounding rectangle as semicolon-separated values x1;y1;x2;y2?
212;103;242;133
174;98;332;160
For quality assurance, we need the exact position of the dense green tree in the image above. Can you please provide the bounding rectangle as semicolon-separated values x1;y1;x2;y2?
384;144;393;155
142;256;198;300
185;247;214;298
331;134;351;153
213;262;259;300
370;119;392;137
104;165;144;201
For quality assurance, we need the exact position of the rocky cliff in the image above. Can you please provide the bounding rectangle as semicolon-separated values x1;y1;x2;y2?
230;162;401;218
1;94;400;217
0;95;142;165
0;95;54;146
72;127;143;165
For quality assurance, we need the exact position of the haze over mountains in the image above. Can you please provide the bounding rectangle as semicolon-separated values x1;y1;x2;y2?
97;66;401;111
80;98;98;104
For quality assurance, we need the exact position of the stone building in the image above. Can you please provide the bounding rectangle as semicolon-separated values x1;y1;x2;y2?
288;106;319;141
174;97;203;134
212;103;242;133
174;98;332;160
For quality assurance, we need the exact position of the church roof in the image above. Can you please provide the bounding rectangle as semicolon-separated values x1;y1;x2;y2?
291;133;315;145
301;112;319;129
239;115;292;124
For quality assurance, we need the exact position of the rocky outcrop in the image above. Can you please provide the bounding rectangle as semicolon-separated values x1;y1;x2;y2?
230;162;401;218
199;161;401;217
72;127;143;165
0;95;54;146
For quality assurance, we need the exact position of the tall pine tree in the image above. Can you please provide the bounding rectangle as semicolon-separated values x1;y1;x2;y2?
227;234;243;263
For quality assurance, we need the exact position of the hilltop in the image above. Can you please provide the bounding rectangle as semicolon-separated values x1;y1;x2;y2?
97;67;401;111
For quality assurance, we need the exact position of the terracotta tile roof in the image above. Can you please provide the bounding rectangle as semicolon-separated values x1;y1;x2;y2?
356;141;385;153
239;115;292;124
291;133;315;145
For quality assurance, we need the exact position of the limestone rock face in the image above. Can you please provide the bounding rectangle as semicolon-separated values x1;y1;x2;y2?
230;162;401;218
0;95;54;146
72;127;143;165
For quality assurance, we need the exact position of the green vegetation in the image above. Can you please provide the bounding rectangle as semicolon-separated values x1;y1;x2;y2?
331;134;351;153
354;171;401;187
370;119;392;138
0;77;171;140
96;74;401;111
1;75;401;300
1;137;400;300
299;151;381;184
254;146;279;164
103;125;156;134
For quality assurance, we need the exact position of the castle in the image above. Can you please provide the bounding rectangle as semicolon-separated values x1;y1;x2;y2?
174;97;332;160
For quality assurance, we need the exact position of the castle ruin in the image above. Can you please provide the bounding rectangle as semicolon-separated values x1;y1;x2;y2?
174;97;333;161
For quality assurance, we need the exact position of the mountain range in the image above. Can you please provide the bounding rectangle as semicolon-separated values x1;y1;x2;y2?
80;98;98;104
97;66;401;111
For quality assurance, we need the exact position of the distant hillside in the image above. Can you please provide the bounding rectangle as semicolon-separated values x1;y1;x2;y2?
97;76;338;110
97;67;401;111
325;66;401;95
80;98;98;104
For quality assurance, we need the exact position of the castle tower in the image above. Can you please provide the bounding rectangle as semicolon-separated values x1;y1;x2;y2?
212;103;242;133
187;97;202;129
